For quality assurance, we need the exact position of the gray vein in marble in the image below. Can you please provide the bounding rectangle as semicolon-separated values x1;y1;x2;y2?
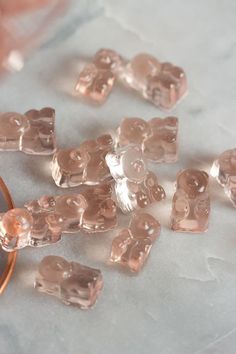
196;327;236;354
101;2;158;48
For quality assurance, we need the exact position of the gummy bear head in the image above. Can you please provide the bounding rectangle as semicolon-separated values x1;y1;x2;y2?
106;146;147;183
93;48;123;71
0;112;29;137
218;149;236;176
56;147;90;175
54;195;87;219
129;212;160;241
177;169;209;198
118;117;150;145
0;208;33;251
38;255;71;282
122;146;147;182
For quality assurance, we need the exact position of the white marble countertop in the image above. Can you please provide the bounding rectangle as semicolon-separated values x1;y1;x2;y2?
0;1;236;353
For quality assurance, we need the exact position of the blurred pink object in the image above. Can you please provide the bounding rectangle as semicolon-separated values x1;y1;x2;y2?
0;0;67;75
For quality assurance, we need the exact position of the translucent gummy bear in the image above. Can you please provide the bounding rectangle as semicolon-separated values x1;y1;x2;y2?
75;49;124;104
171;169;210;233
26;184;117;234
211;148;236;207
120;53;187;110
35;256;103;309
0;107;56;155
52;134;114;188
0;208;33;251
110;213;161;272
80;184;117;233
0;186;117;252
75;63;115;104
93;48;123;72
106;146;165;213
120;53;162;91
0;207;62;251
118;116;178;163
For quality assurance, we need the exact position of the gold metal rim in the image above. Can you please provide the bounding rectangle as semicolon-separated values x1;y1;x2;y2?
0;177;17;294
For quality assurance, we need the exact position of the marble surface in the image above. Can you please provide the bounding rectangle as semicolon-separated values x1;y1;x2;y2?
1;1;236;353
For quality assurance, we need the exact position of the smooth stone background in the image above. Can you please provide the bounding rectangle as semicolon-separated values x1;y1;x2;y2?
0;1;236;353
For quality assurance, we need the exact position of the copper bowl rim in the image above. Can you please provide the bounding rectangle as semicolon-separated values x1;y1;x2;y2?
0;177;17;294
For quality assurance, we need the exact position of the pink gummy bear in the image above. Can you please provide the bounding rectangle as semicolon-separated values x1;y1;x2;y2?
35;255;103;309
171;169;210;233
106;146;165;213
75;49;123;104
0;107;56;155
0;184;117;251
211;148;236;207
118;116;178;163
110;213;161;272
52;134;114;187
120;53;187;110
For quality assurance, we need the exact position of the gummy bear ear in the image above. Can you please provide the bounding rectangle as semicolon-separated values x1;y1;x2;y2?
0;177;17;295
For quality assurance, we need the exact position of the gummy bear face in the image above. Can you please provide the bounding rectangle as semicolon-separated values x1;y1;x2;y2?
218;149;236;176
57;148;90;175
118;118;150;145
0;208;33;251
0;112;29;141
38;255;71;282
106;146;147;183
126;53;161;88
122;147;147;182
93;48;123;71
177;169;209;198
107;146;165;213
129;213;161;241
54;195;88;219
